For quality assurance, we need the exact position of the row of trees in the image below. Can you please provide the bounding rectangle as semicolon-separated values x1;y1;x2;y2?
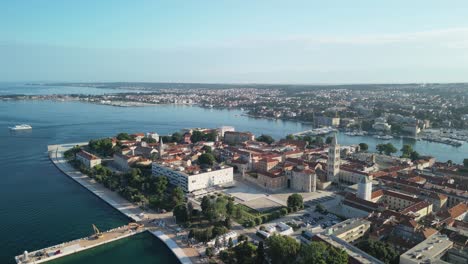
219;235;347;264
356;239;399;264
376;143;421;160
72;157;180;211
266;235;348;264
219;239;263;264
257;133;336;147
191;130;218;143
176;195;235;242
376;143;397;156
88;138;115;156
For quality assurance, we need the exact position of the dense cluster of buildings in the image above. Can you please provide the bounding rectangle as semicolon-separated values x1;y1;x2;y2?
72;124;467;263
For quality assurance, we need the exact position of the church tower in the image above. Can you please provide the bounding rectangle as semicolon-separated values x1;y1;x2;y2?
327;133;340;183
357;176;372;201
158;138;165;157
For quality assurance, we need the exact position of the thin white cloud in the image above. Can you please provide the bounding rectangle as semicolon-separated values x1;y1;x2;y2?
182;27;468;49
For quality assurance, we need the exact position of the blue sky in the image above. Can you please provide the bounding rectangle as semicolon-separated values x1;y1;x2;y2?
2;0;468;83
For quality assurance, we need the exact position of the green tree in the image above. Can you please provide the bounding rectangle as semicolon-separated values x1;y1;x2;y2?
400;144;414;158
171;132;183;143
327;246;348;264
153;176;168;198
160;135;172;143
376;143;397;156
287;193;303;210
325;136;333;144
202;145;213;153
64;145;81;159
359;143;369;151
303;135;313;143
205;131;218;142
463;158;468;168
410;150;420;161
171;186;185;207
299;242;347;264
141;137;156;143
285;134;295;140
199;153;216;166
356;239;399;264
88;138;114;156
191;131;205;143
298;241;327;264
384;143;397;155
228;237;234;248
256;241;265;264
201;196;211;213
205;247;215;258
226;199;235;216
116;133;132;140
400;144;420;161
314;136;324;145
173;203;188;223
187;201;194;220
234;241;257;264
257;134;275;144
265;235;300;264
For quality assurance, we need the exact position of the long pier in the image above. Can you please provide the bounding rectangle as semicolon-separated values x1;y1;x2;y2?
14;143;194;264
15;225;146;264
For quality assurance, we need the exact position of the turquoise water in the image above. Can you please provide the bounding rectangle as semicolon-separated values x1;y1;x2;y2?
0;85;467;264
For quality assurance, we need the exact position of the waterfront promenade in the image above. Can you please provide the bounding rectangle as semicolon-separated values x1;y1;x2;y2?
14;144;197;264
15;225;146;264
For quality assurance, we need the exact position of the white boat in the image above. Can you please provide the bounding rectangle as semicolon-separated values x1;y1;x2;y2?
9;124;32;130
374;135;393;140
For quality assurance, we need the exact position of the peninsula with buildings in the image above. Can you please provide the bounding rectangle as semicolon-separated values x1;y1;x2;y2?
16;125;468;264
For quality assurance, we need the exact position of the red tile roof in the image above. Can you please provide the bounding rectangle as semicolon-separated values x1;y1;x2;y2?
77;150;100;160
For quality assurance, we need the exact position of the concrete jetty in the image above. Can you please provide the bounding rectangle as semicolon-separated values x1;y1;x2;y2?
14;143;194;264
15;225;146;264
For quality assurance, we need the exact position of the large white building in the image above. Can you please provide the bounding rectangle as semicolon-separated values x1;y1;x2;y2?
151;163;233;192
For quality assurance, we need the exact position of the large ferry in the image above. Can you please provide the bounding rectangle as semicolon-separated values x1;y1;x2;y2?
9;124;32;130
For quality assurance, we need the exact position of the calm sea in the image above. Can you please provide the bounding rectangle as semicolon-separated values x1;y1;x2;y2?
0;83;466;264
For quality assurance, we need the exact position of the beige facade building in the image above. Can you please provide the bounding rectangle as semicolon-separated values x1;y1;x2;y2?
76;150;101;168
223;131;255;145
288;166;316;192
326;218;371;244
